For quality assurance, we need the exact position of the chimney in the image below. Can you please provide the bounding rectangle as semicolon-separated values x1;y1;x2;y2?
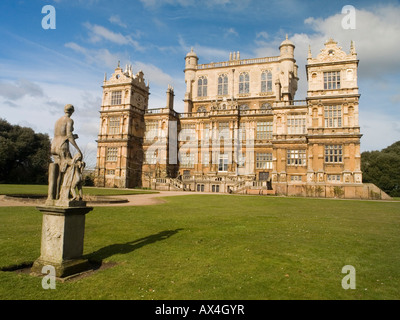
166;85;175;110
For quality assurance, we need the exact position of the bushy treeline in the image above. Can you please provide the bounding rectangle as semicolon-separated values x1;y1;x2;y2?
0;118;51;184
361;141;400;197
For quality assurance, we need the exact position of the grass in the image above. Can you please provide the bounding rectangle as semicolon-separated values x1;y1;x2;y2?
0;193;399;300
0;184;158;196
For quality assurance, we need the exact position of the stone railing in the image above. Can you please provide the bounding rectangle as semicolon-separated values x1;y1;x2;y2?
196;56;280;70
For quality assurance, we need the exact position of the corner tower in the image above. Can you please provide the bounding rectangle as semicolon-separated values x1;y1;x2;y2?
306;39;362;185
94;63;150;188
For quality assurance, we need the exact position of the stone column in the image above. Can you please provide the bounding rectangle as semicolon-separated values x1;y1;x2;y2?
31;205;93;278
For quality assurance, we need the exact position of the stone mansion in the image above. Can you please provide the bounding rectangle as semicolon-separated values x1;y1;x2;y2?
94;37;388;199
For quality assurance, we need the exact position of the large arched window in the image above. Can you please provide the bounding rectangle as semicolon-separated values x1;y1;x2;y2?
218;74;228;96
198;76;208;97
239;72;249;94
261;71;272;92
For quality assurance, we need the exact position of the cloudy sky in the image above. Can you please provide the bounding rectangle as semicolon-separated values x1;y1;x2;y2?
0;0;399;168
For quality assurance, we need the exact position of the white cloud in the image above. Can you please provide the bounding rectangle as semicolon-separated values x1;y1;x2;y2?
64;42;175;89
225;27;239;38
0;79;44;100
178;35;229;62
304;4;400;78
83;22;145;52
65;42;121;69
132;61;174;88
109;15;127;28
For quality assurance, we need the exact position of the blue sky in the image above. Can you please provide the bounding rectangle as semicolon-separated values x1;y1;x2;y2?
0;0;399;167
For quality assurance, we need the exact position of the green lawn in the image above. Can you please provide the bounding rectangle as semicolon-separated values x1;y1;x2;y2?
0;194;399;300
0;184;157;196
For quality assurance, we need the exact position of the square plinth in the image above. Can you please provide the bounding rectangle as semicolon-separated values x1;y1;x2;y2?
31;206;93;278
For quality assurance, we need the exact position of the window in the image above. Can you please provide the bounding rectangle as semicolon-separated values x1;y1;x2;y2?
111;91;122;105
202;123;210;141
180;152;195;168
219;122;229;139
256;121;273;139
218;154;228;172
237;152;246;167
239;72;250;94
106;147;118;162
108;117;121;134
324;105;342;128
238;123;246;142
218;74;228;96
291;175;302;182
259;172;270;181
198;76;207;97
261;71;272;92
324;71;341;90
202;151;209;166
287;150;306;166
287;115;306;134
145;121;158;140
106;169;115;175
327;174;341;182
211;185;220;192
325;145;343;163
197;184;205;192
180;123;196;141
256;153;273;169
145;151;157;164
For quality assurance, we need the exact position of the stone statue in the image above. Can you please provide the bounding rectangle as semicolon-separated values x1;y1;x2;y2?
46;104;85;207
32;104;92;278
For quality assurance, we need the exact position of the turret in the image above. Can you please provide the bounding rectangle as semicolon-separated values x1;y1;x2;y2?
184;48;198;113
184;48;198;71
278;35;298;101
279;34;295;59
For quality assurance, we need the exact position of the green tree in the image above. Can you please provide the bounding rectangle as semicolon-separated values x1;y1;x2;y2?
361;141;400;197
0;118;51;184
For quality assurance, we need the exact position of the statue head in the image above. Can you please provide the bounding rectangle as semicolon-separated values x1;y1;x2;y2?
64;104;75;115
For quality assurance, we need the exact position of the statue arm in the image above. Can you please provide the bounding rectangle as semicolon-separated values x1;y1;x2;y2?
66;120;82;159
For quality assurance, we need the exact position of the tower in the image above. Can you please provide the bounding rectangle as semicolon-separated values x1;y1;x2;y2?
94;63;150;188
306;39;362;185
183;48;198;113
278;35;298;101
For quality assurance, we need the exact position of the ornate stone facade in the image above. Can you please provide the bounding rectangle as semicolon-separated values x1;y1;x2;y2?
94;38;389;199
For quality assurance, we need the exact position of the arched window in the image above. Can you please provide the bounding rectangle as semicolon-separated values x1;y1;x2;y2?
198;76;208;97
261;71;272;92
239;72;249;94
218;74;228;96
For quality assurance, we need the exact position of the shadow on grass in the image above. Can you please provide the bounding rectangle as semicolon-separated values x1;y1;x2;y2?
85;229;184;263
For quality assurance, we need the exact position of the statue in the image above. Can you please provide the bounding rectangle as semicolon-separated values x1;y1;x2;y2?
46;104;85;207
32;104;92;278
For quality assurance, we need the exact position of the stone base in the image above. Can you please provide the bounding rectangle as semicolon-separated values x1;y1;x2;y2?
31;258;92;278
32;205;93;278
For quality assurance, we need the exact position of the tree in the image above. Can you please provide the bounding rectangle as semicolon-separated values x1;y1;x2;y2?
361;141;400;197
0;118;51;184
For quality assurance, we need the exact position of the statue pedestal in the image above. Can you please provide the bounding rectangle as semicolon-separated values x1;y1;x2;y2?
31;205;93;278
